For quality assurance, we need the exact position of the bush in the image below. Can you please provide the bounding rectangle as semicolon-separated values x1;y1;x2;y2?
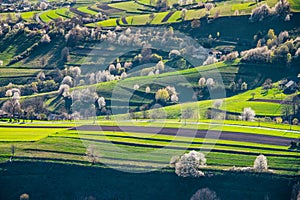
293;118;299;125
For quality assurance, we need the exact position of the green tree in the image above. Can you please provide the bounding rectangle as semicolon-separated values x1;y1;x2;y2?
155;88;170;103
181;107;194;125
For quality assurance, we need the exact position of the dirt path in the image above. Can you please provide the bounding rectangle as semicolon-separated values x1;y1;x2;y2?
73;125;295;146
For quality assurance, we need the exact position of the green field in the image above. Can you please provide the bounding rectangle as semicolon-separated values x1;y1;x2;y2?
77;6;98;15
0;123;299;175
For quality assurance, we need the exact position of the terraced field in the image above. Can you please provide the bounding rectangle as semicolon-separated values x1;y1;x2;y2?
0;122;299;175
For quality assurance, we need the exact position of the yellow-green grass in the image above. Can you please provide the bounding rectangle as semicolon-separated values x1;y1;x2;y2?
39;12;52;23
64;130;292;149
151;12;169;24
77;6;98;15
108;1;149;13
0;128;66;141
0;13;17;21
119;16;134;25
167;10;181;22
46;9;64;20
0;129;297;174
200;119;300;131
289;0;300;11
93;8;206;27
96;18;118;27
20;11;36;22
93;119;300;138
131;14;151;25
55;7;76;18
185;9;206;20
0;68;40;77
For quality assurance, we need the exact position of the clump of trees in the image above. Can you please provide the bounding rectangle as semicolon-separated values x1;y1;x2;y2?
171;150;206;177
155;86;179;104
230;154;270;173
2;88;21;120
249;0;290;22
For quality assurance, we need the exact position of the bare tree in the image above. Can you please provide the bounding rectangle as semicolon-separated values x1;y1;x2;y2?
182;107;194;125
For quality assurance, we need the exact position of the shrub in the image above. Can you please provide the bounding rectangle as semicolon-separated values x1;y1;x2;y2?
293;118;299;125
253;154;268;172
275;117;283;124
174;150;206;177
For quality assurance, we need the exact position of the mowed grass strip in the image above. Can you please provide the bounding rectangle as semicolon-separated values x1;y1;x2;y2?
20;11;36;22
95;120;300;138
0;128;66;141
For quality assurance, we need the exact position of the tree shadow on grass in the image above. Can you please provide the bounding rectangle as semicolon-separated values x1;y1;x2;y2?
0;161;295;200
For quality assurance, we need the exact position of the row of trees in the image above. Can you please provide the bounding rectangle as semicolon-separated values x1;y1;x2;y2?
1;88;46;121
249;0;290;22
170;151;269;177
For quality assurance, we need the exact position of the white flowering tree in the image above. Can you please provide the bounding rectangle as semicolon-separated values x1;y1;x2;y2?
61;76;73;87
145;86;151;93
190;188;219;200
133;84;140;90
198;77;206;87
40;34;51;43
97;97;106;108
2;88;21;120
174;150;206;177
254;154;268;172
241;107;255;121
